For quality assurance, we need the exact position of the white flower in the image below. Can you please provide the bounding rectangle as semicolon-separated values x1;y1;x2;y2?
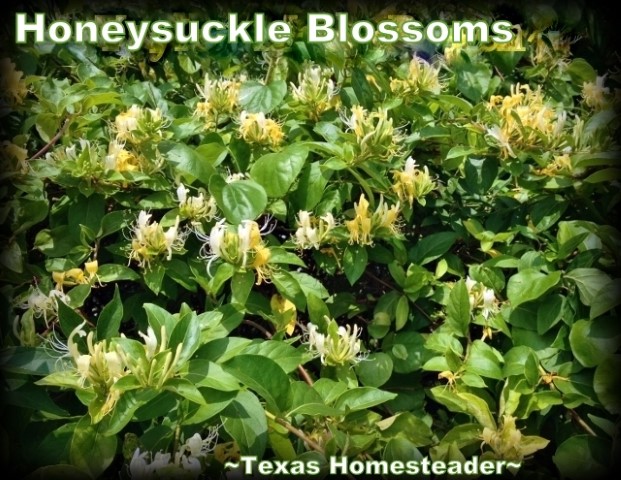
306;320;364;367
177;184;189;205
129;449;151;479
486;125;516;158
138;326;158;359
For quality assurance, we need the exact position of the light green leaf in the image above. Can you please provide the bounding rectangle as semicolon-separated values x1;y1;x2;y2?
507;269;561;307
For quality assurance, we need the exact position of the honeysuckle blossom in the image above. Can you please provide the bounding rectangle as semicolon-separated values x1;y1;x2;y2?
16;286;68;327
114;105;167;144
176;184;217;223
129;430;218;479
486;83;567;157
345;194;401;245
582;75;611;110
290;64;340;120
0;58;28;108
306;319;364;367
198;219;273;285
465;276;499;320
104;139;141;172
52;260;99;291
341;105;402;161
294;210;336;250
392;157;436;206
480;415;549;465
128;211;187;269
238;111;284;148
390;55;445;97
194;74;242;128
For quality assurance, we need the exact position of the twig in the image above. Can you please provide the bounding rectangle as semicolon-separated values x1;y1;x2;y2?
28;117;73;161
243;319;314;386
568;408;597;436
264;411;324;454
297;365;314;386
243;319;273;339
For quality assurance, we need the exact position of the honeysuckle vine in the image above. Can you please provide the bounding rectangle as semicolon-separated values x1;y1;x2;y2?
0;2;619;479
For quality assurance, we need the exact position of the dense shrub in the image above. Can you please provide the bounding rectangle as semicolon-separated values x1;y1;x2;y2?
1;2;619;478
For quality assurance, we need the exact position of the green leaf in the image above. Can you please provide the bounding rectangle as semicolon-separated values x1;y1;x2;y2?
96;285;123;341
96;264;139;282
143;263;166;295
593;355;621;415
456;62;492;102
333;387;397;412
464;340;504;380
565;268;612;305
409;232;457;265
553;435;612;479
343;244;368;285
238;80;287;113
242;341;312;374
221;390;268;457
223;355;290;413
569;317;621;368
355;353;393;387
429;387;496;430
446;280;470;336
395;295;409;331
590;279;621;319
507;269;561;307
351;68;375;109
231;270;255;307
291;161;331;211
162;142;215;187
69;416;117;478
163;378;207;406
249;145;308;198
0;346;70;376
216;180;268;225
58;301;86;339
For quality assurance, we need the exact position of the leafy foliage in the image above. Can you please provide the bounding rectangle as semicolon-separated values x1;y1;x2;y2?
1;1;619;479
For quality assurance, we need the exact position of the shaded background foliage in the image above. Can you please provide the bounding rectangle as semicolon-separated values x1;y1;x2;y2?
1;0;620;479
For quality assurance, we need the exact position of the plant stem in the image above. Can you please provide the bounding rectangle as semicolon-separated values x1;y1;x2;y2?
264;411;325;454
28;117;72;160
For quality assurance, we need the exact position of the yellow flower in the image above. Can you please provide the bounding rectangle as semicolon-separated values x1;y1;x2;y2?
114;105;167;144
128;211;186;269
392;157;436;206
290;64;340;120
176;184;218;223
0;141;29;177
294;211;336;249
480;415;549;464
238;111;284;148
486;83;566;158
0;58;28;108
536;153;575;177
194;74;243;128
199;219;274;285
341;106;402;161
345;194;401;245
390;56;444;96
582;75;610;110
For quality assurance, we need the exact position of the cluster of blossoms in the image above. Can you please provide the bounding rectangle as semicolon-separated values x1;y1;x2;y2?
465;276;500;323
290;64;340;120
52;260;99;292
65;322;127;416
480;415;549;464
176;184;218;226
390;56;445;97
238;111;285;148
194;74;243;129
0;58;28;110
341;105;403;161
485;83;566;158
345;194;401;246
13;286;68;346
130;430;218;479
392;157;436;206
0;141;29;178
305;317;364;367
105;105;168;174
293;210;337;250
527;30;573;71
582;75;612;110
128;211;187;269
199;219;272;285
